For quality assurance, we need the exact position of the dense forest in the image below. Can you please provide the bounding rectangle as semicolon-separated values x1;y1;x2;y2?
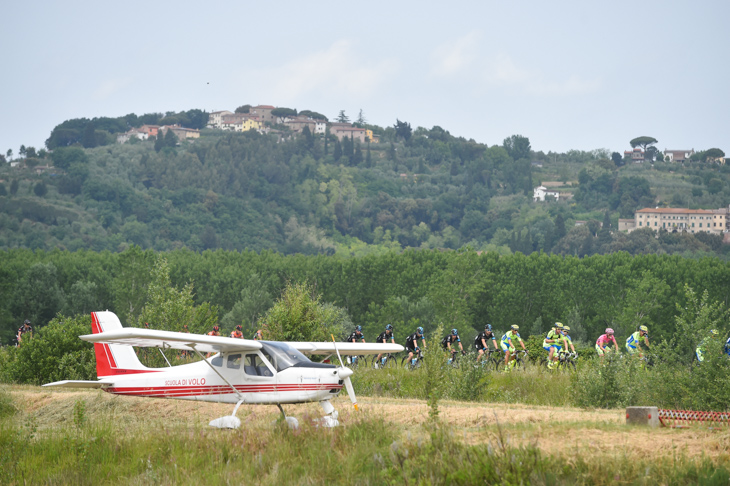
1;109;729;258
2;247;729;348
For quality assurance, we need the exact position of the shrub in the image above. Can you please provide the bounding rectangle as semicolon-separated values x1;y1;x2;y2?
0;314;95;385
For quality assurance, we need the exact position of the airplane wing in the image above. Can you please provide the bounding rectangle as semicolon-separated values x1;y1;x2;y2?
286;342;405;355
43;380;111;389
80;329;263;354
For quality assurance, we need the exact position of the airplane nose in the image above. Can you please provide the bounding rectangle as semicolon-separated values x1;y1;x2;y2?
338;367;353;379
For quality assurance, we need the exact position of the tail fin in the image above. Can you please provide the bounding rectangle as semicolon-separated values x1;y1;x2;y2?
91;311;151;377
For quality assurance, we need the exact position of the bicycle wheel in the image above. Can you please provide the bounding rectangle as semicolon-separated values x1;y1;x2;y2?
514;357;524;371
385;355;397;369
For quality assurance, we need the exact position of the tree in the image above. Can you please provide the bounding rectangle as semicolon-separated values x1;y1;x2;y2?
82;122;98;148
336;110;350;123
19;145;26;158
220;273;273;335
394;119;412;141
33;181;47;197
137;256;218;334
6;149;12;160
355;108;367;125
51;146;88;170
629;136;658;161
703;148;725;162
235;104;251;114
503;134;531;161
334;140;342;161
12;262;66;327
9;179;18;196
271;107;297;118
611;151;623;167
260;281;349;341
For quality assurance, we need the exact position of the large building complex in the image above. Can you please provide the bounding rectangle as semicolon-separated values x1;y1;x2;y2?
619;207;729;235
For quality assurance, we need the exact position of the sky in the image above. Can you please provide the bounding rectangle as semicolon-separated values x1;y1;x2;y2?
1;0;728;156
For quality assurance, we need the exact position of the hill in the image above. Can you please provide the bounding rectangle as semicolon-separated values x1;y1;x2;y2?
0;113;729;257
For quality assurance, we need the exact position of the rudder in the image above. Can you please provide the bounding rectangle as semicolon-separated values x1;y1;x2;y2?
91;311;151;377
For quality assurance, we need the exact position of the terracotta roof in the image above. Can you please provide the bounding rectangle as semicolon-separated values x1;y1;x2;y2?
636;208;714;214
254;105;275;109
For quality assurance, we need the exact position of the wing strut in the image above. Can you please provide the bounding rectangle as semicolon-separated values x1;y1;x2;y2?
190;346;243;402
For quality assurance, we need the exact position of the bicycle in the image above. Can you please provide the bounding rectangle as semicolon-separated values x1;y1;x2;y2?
481;348;503;370
499;349;527;371
347;355;367;369
401;349;423;370
446;349;466;368
555;351;577;371
372;353;397;369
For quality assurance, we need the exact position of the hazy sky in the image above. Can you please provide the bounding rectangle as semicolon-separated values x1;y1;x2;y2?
1;1;728;155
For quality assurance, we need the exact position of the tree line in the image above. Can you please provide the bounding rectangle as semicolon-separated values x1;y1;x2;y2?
2;247;729;349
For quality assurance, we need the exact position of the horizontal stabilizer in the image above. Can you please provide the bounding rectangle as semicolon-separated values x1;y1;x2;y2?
288;342;405;355
42;380;110;389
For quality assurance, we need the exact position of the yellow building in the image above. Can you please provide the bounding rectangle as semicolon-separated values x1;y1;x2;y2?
625;207;728;235
241;116;262;132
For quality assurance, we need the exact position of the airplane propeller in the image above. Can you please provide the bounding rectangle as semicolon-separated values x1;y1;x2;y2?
331;335;358;411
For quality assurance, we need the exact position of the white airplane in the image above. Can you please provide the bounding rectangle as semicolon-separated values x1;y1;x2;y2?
44;311;403;429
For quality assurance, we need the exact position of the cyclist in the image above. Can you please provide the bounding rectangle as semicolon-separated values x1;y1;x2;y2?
696;329;719;363
474;324;499;363
725;335;730;358
595;328;619;361
442;328;464;364
346;325;366;366
15;320;33;346
501;325;527;371
346;325;366;343
208;325;221;337
374;324;395;368
559;325;577;358
626;325;650;358
230;325;244;339
405;326;426;366
253;329;263;340
543;322;564;368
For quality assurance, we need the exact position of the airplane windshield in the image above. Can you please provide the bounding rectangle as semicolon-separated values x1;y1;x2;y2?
259;342;315;372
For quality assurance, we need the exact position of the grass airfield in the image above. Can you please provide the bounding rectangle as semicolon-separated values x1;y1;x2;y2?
2;385;730;485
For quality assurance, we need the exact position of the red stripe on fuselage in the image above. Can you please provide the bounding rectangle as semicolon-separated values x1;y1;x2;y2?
106;383;342;398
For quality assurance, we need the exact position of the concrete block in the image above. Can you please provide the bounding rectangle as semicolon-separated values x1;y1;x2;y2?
626;406;659;427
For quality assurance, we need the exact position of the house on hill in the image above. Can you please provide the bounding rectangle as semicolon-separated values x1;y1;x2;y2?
663;149;695;163
622;207;728;235
624;147;645;162
208;111;234;129
249;105;276;125
533;185;560;202
329;123;366;143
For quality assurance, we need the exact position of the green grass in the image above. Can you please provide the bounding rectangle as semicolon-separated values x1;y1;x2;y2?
1;404;728;485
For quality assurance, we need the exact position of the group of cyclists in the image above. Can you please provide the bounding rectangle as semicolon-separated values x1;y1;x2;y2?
344;321;730;370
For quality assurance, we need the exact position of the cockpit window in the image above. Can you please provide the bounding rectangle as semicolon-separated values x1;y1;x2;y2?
227;353;242;370
259;342;313;372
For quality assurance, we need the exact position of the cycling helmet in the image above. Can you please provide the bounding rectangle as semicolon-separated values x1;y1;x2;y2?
485;324;492;332
183;324;188;329
385;324;393;331
511;324;519;331
605;328;614;335
236;325;242;331
356;325;362;332
710;329;719;336
213;325;220;331
639;325;648;332
451;328;458;335
554;322;563;329
417;326;424;334
562;325;571;332
23;319;31;325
